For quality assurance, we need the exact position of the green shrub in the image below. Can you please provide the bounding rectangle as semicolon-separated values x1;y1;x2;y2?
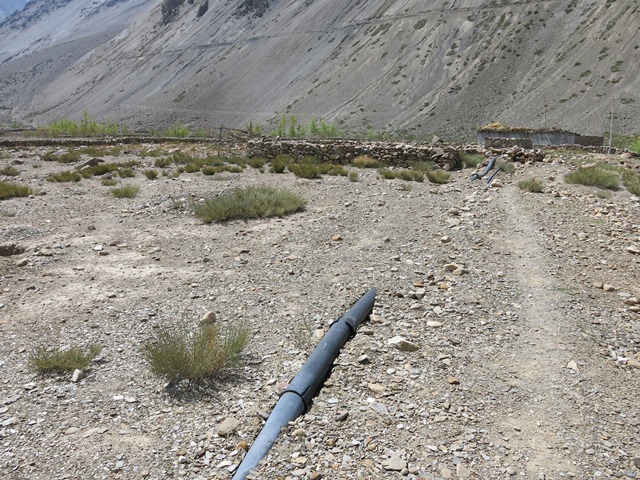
288;163;321;179
193;186;306;223
154;157;172;168
141;149;167;158
628;137;640;154
565;166;619;190
409;160;437;171
183;162;202;173
426;169;451;184
144;322;249;383
0;181;32;199
459;152;485;169
496;160;516;174
117;168;135;178
352;155;382;168
41;150;81;163
28;344;102;374
111;184;140;198
171;151;195;164
248;157;267;169
47;170;82;182
0;165;20;176
270;154;291;173
622;169;640;196
144;169;159;180
101;179;118;186
201;165;223;175
348;171;359;182
518;178;544;192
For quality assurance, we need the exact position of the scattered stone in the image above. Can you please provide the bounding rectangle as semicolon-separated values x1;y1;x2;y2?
64;427;80;435
2;417;18;427
388;336;420;352
457;463;472;479
627;359;640;369
0;243;25;256
381;457;407;471
633;457;640;469
593;282;604;289
15;258;28;267
603;284;616;292
448;377;460;385
199;311;217;326
217;417;240;437
368;383;385;393
427;320;443;328
440;467;452;479
624;297;639;306
566;360;579;372
626;245;640;255
357;354;371;365
71;369;85;382
331;234;342;241
236;440;249;451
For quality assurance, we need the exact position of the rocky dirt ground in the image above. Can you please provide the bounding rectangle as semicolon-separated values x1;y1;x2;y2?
0;141;639;480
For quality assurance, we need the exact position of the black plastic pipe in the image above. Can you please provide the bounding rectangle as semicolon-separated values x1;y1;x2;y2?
486;166;502;185
470;156;496;180
231;288;377;480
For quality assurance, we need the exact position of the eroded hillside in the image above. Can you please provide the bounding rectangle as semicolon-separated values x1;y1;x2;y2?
0;0;638;139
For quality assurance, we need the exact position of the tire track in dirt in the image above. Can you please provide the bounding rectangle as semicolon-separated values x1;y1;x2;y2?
492;185;582;478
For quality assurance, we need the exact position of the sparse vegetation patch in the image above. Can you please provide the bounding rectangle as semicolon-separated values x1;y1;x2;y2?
28;344;102;374
144;321;249;384
0;181;32;199
565;166;619;190
193;186;306;223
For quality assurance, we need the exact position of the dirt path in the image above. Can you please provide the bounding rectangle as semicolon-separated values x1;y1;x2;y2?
494;185;582;478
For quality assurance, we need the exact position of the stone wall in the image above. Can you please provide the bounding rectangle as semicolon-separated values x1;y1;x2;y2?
247;139;464;170
247;139;550;169
478;129;603;146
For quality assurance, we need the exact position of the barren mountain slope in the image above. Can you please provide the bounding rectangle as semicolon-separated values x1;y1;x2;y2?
1;0;639;138
0;0;28;22
0;141;638;479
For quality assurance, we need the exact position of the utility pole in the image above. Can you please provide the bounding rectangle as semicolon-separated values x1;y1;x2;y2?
608;96;614;155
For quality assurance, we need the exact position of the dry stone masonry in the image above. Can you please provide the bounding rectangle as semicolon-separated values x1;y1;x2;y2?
247;139;548;169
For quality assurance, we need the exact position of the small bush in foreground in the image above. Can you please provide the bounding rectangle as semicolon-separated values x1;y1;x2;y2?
194;186;306;223
0;165;20;176
111;184;140;198
144;322;249;384
426;169;451;184
28;344;102;374
518;178;544;193
0;181;32;199
622;169;640;196
348;171;359;182
101;178;118;186
565;166;619;190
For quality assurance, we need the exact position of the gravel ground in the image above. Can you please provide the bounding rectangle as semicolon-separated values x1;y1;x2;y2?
0;142;639;480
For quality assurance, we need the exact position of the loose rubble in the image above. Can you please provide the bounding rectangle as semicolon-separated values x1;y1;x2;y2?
0;143;638;480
